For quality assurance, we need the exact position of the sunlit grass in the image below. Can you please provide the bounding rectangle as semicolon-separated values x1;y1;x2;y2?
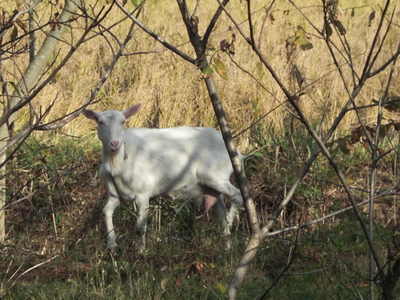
2;0;398;153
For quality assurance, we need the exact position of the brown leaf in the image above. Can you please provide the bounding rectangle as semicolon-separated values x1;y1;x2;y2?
49;17;62;31
220;39;230;52
194;261;204;271
337;139;353;154
10;25;18;41
292;64;303;88
228;43;235;55
351;126;362;143
175;275;181;287
220;38;235;55
270;13;275;24
191;15;199;34
333;20;346;35
369;10;375;27
186;261;204;279
324;19;333;37
345;141;354;153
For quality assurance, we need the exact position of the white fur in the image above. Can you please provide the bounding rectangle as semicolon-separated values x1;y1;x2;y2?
83;103;243;251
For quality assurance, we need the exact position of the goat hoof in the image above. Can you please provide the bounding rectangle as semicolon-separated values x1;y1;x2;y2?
139;248;149;256
107;242;118;253
223;238;232;251
108;246;118;253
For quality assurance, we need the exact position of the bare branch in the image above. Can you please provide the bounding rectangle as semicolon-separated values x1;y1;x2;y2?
202;0;230;47
115;1;196;65
0;2;110;131
37;9;142;131
266;199;370;238
359;0;392;82
259;229;299;299
0;162;82;211
0;2;39;39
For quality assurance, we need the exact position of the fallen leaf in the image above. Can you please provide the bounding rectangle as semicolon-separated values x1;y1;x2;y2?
216;282;227;294
175;276;181;287
161;276;171;290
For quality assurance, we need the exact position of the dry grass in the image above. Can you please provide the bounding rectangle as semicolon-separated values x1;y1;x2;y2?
3;0;398;153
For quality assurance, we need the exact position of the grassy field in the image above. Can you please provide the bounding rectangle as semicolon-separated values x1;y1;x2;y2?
8;0;398;146
1;0;400;298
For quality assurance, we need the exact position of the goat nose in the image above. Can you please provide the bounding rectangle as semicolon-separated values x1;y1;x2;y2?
110;141;119;148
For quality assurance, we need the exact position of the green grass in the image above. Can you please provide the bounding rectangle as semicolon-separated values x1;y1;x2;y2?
1;130;398;299
2;216;385;299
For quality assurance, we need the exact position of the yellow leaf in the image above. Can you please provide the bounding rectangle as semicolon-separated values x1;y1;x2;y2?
131;0;142;7
161;276;171;290
294;26;313;51
213;57;228;80
216;282;227;294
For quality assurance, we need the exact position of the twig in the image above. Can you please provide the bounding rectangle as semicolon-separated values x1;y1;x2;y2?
115;1;196;64
0;3;39;39
5;239;82;294
0;163;83;211
198;271;222;300
0;3;110;130
266;199;370;238
258;226;299;299
345;262;365;299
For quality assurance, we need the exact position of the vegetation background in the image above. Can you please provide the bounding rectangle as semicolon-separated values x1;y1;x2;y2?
0;0;399;299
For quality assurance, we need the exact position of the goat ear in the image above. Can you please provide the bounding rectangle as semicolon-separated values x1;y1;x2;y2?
123;103;142;120
82;109;99;122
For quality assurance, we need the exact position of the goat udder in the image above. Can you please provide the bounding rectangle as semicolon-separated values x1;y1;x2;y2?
201;185;221;214
203;193;218;214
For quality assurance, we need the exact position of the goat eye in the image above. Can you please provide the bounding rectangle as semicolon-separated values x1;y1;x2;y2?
98;121;104;125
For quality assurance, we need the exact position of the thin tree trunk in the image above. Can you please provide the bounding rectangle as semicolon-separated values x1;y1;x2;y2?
0;0;82;243
202;75;262;299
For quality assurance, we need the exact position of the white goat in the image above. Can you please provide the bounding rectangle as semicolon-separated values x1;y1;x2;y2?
83;103;243;251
